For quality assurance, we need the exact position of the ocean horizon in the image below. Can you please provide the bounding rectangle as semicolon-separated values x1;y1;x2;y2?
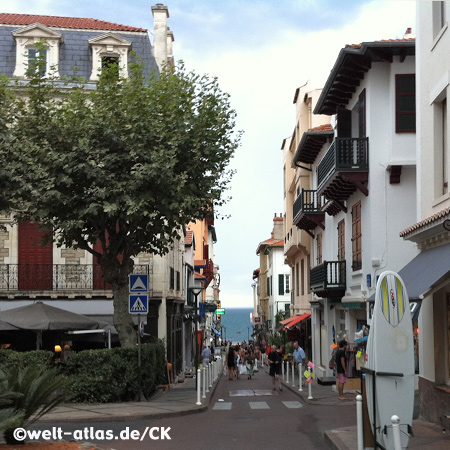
219;307;254;344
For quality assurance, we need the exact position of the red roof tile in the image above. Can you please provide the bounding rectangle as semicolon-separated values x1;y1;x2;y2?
0;13;146;32
309;124;333;132
185;230;194;246
400;207;450;237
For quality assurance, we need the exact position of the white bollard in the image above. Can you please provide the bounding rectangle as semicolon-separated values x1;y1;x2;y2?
391;415;402;450
298;363;303;391
286;361;290;384
281;359;285;379
356;395;363;450
202;366;206;398
196;369;202;405
206;364;210;392
308;364;313;400
292;362;295;387
209;363;212;388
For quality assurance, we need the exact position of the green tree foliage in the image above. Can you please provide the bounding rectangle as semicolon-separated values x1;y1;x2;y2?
0;51;240;346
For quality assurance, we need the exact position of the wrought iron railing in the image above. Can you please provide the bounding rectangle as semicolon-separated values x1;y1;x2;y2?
293;189;325;222
0;264;149;291
310;260;346;291
317;137;369;192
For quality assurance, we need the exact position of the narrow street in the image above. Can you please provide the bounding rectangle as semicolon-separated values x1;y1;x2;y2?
53;368;357;450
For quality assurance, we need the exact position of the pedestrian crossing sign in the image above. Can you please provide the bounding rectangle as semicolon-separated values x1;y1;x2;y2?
129;274;149;293
129;295;148;314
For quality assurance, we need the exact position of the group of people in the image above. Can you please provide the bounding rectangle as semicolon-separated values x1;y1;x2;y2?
267;341;307;391
226;343;261;380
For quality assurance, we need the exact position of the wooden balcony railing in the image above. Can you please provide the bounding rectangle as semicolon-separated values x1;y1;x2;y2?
310;260;346;297
317;137;369;194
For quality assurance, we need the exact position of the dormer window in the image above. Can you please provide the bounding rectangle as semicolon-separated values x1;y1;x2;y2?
27;47;48;78
12;23;62;78
88;33;132;81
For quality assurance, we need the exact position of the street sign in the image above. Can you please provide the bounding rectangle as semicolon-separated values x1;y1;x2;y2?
129;274;149;293
129;295;148;314
216;308;225;315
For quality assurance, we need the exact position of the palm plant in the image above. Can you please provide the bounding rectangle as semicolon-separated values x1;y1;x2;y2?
0;365;71;444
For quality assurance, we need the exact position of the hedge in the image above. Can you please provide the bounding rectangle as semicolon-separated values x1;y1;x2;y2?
0;341;166;403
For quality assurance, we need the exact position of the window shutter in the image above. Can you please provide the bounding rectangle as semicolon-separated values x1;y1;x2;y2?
278;274;284;295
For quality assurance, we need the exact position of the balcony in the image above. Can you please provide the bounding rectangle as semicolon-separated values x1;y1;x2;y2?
293;189;325;233
0;264;149;298
317;137;369;202
310;260;346;298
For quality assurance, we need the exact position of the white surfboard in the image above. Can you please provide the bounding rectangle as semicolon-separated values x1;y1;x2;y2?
366;271;414;450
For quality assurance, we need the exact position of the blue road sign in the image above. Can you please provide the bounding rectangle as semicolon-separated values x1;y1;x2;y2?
129;274;149;293
129;295;148;314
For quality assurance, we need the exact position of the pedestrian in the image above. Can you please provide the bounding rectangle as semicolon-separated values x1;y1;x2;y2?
226;344;235;380
292;341;306;367
246;348;255;380
201;344;211;367
268;344;283;391
336;340;348;400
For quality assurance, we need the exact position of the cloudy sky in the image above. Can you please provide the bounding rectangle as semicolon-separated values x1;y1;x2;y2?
2;0;416;308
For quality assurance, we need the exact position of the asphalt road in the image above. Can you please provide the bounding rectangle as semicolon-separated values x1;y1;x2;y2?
32;368;356;449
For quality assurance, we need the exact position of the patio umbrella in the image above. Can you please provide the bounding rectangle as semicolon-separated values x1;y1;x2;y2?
1;302;102;349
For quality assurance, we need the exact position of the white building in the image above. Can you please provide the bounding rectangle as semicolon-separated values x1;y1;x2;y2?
397;1;450;428
293;34;418;381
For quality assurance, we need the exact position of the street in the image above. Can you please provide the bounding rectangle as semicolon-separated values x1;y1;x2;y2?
40;367;357;449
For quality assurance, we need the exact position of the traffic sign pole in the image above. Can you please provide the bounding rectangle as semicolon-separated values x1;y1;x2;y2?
137;313;142;402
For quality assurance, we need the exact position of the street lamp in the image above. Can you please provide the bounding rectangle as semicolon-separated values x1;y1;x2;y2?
221;326;226;343
188;286;206;373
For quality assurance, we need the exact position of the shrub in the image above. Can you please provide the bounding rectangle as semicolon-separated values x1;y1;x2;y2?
63;341;166;403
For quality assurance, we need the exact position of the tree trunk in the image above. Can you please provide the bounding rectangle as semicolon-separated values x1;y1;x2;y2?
113;283;137;347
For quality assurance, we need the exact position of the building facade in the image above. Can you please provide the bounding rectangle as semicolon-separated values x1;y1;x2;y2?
0;6;191;379
292;35;418;381
396;1;450;428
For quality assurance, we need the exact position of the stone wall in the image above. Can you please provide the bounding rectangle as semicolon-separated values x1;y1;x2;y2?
419;376;450;431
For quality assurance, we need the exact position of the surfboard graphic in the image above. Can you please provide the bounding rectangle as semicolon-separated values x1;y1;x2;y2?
380;273;406;326
366;271;414;450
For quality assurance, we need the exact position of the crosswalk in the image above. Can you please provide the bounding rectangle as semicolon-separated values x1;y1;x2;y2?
212;400;303;410
212;390;303;411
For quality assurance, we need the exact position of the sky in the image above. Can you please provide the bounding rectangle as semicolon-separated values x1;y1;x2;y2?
1;0;416;308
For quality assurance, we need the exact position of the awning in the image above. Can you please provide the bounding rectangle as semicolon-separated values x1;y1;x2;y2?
368;243;450;301
207;325;221;336
280;317;293;325
284;313;311;329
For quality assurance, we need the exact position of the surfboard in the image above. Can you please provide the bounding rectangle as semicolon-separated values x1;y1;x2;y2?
365;271;414;450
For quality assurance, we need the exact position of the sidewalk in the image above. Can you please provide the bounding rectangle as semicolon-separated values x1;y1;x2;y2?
38;365;450;450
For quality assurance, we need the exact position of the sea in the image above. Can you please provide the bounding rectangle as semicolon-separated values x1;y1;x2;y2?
220;307;254;344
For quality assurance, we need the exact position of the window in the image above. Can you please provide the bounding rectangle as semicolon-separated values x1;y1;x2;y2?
169;267;175;290
434;96;448;197
12;24;62;78
300;259;304;295
278;274;290;295
285;274;290;294
295;263;299;296
338;220;345;260
317;232;322;265
396;74;416;133
176;270;180;292
27;47;48;78
89;33;132;82
101;55;120;79
352;202;362;271
433;1;447;38
359;89;366;138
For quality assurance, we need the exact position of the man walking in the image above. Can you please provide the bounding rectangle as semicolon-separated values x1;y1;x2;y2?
292;341;306;366
268;344;283;391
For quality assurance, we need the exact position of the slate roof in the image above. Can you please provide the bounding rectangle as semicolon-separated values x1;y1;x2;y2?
0;13;158;80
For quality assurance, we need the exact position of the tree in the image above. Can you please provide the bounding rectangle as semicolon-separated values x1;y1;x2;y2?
0;56;240;347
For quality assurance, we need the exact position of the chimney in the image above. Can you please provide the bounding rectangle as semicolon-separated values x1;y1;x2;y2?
403;27;414;39
166;27;175;67
272;213;284;241
152;3;169;71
